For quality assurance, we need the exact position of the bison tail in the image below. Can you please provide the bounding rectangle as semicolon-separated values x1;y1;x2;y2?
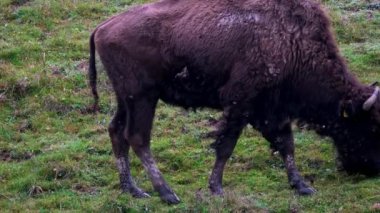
88;31;99;113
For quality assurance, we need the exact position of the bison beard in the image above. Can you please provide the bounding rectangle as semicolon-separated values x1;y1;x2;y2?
88;0;380;204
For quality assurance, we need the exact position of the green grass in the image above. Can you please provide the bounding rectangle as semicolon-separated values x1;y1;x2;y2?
0;0;379;212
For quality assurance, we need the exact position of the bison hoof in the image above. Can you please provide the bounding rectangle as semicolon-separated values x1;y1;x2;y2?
122;186;150;198
161;193;181;204
209;186;224;196
297;186;316;196
132;191;151;198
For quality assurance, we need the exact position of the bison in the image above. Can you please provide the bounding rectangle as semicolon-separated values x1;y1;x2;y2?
88;0;380;204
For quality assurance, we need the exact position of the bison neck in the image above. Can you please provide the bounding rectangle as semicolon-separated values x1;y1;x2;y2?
250;68;368;130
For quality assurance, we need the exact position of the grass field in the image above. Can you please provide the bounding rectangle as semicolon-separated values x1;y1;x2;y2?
0;0;379;212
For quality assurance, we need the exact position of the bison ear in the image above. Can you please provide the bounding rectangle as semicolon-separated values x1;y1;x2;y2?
339;100;356;118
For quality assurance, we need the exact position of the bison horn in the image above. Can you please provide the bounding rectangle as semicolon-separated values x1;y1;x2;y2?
363;86;380;111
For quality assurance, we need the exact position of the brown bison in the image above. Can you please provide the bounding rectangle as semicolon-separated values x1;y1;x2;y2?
88;0;380;204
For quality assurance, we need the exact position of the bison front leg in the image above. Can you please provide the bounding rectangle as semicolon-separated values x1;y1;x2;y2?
109;97;149;198
261;123;316;195
126;96;180;204
209;108;248;195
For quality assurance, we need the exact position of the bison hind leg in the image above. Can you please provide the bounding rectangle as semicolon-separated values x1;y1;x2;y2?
109;96;150;198
125;94;180;204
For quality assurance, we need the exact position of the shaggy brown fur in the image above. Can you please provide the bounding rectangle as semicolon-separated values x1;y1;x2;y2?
89;0;380;204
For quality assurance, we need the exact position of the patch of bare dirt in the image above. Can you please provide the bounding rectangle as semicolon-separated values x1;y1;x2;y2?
86;146;111;155
0;150;34;162
372;203;380;211
17;119;32;132
0;93;7;103
28;185;44;197
76;60;89;73
52;167;71;180
73;183;98;195
43;95;75;115
306;159;324;169
10;0;31;6
15;78;30;95
51;66;64;76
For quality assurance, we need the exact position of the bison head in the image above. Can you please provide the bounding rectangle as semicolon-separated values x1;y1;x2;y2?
334;85;380;176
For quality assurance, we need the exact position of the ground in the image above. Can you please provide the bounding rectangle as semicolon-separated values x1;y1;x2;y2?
0;0;379;212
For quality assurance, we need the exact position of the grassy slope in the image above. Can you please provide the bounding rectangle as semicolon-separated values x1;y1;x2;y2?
0;0;379;212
